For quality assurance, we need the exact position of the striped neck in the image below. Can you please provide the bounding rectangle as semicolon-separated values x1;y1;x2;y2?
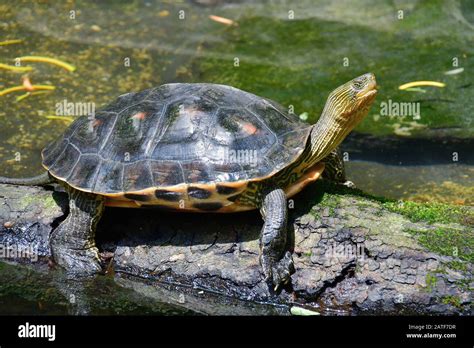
308;109;349;167
307;73;377;166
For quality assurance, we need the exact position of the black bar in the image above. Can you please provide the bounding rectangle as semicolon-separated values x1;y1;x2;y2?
0;315;472;346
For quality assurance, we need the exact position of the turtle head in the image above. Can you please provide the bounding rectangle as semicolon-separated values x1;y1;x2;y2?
309;73;377;163
325;72;377;130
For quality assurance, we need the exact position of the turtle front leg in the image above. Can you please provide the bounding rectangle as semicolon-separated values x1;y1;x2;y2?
50;187;105;275
322;146;355;188
259;188;295;290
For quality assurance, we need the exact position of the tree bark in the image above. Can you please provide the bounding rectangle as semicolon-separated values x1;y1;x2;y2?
0;182;471;315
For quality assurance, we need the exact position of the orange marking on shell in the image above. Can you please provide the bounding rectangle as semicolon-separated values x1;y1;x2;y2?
92;119;102;127
242;122;258;135
131;111;147;120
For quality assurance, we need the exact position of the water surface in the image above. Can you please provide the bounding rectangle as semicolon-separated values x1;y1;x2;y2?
1;0;472;203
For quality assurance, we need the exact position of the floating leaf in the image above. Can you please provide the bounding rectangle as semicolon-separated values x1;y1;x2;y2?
404;87;427;93
290;306;320;316
0;63;33;72
444;68;464;75
209;15;236;26
399;81;445;90
15;90;52;103
0;39;22;46
0;85;55;97
15;56;76;72
45;115;75;122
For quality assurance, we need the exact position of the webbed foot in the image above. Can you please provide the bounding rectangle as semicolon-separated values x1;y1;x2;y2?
51;244;102;275
262;251;295;290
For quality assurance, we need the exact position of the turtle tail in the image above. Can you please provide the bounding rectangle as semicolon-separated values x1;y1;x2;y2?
0;171;54;186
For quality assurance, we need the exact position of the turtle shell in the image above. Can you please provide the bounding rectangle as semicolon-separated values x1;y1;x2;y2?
42;83;312;195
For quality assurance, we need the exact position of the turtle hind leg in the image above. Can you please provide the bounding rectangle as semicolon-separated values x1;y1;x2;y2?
50;187;105;275
259;188;295;290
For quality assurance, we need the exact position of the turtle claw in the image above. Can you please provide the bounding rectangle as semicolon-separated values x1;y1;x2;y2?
342;180;356;188
274;278;291;292
272;251;295;287
263;251;295;291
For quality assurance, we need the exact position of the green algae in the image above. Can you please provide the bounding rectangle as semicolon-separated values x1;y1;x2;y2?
192;0;474;138
441;295;463;309
383;201;473;226
425;272;438;293
405;227;473;263
311;179;473;227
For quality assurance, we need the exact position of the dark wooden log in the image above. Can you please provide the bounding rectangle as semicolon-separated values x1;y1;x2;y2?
0;182;472;315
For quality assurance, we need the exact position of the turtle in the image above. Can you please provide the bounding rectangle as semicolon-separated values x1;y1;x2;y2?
0;73;377;289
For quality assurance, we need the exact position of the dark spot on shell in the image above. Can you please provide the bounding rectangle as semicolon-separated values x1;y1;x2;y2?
227;194;241;202
188;187;212;199
155;189;182;202
153;205;178;211
193;202;223;211
124;193;151;202
216;184;239;195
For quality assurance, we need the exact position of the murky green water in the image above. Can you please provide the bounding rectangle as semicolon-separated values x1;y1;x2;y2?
1;0;473;203
0;262;192;315
0;260;288;316
0;0;472;313
1;0;472;204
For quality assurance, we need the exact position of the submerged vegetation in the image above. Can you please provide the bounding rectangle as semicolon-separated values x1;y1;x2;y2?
194;1;474;138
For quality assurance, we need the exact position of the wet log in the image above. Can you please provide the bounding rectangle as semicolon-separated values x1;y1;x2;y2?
0;182;472;315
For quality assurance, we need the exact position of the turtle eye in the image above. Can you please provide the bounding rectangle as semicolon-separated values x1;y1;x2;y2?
352;73;376;93
352;76;367;91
